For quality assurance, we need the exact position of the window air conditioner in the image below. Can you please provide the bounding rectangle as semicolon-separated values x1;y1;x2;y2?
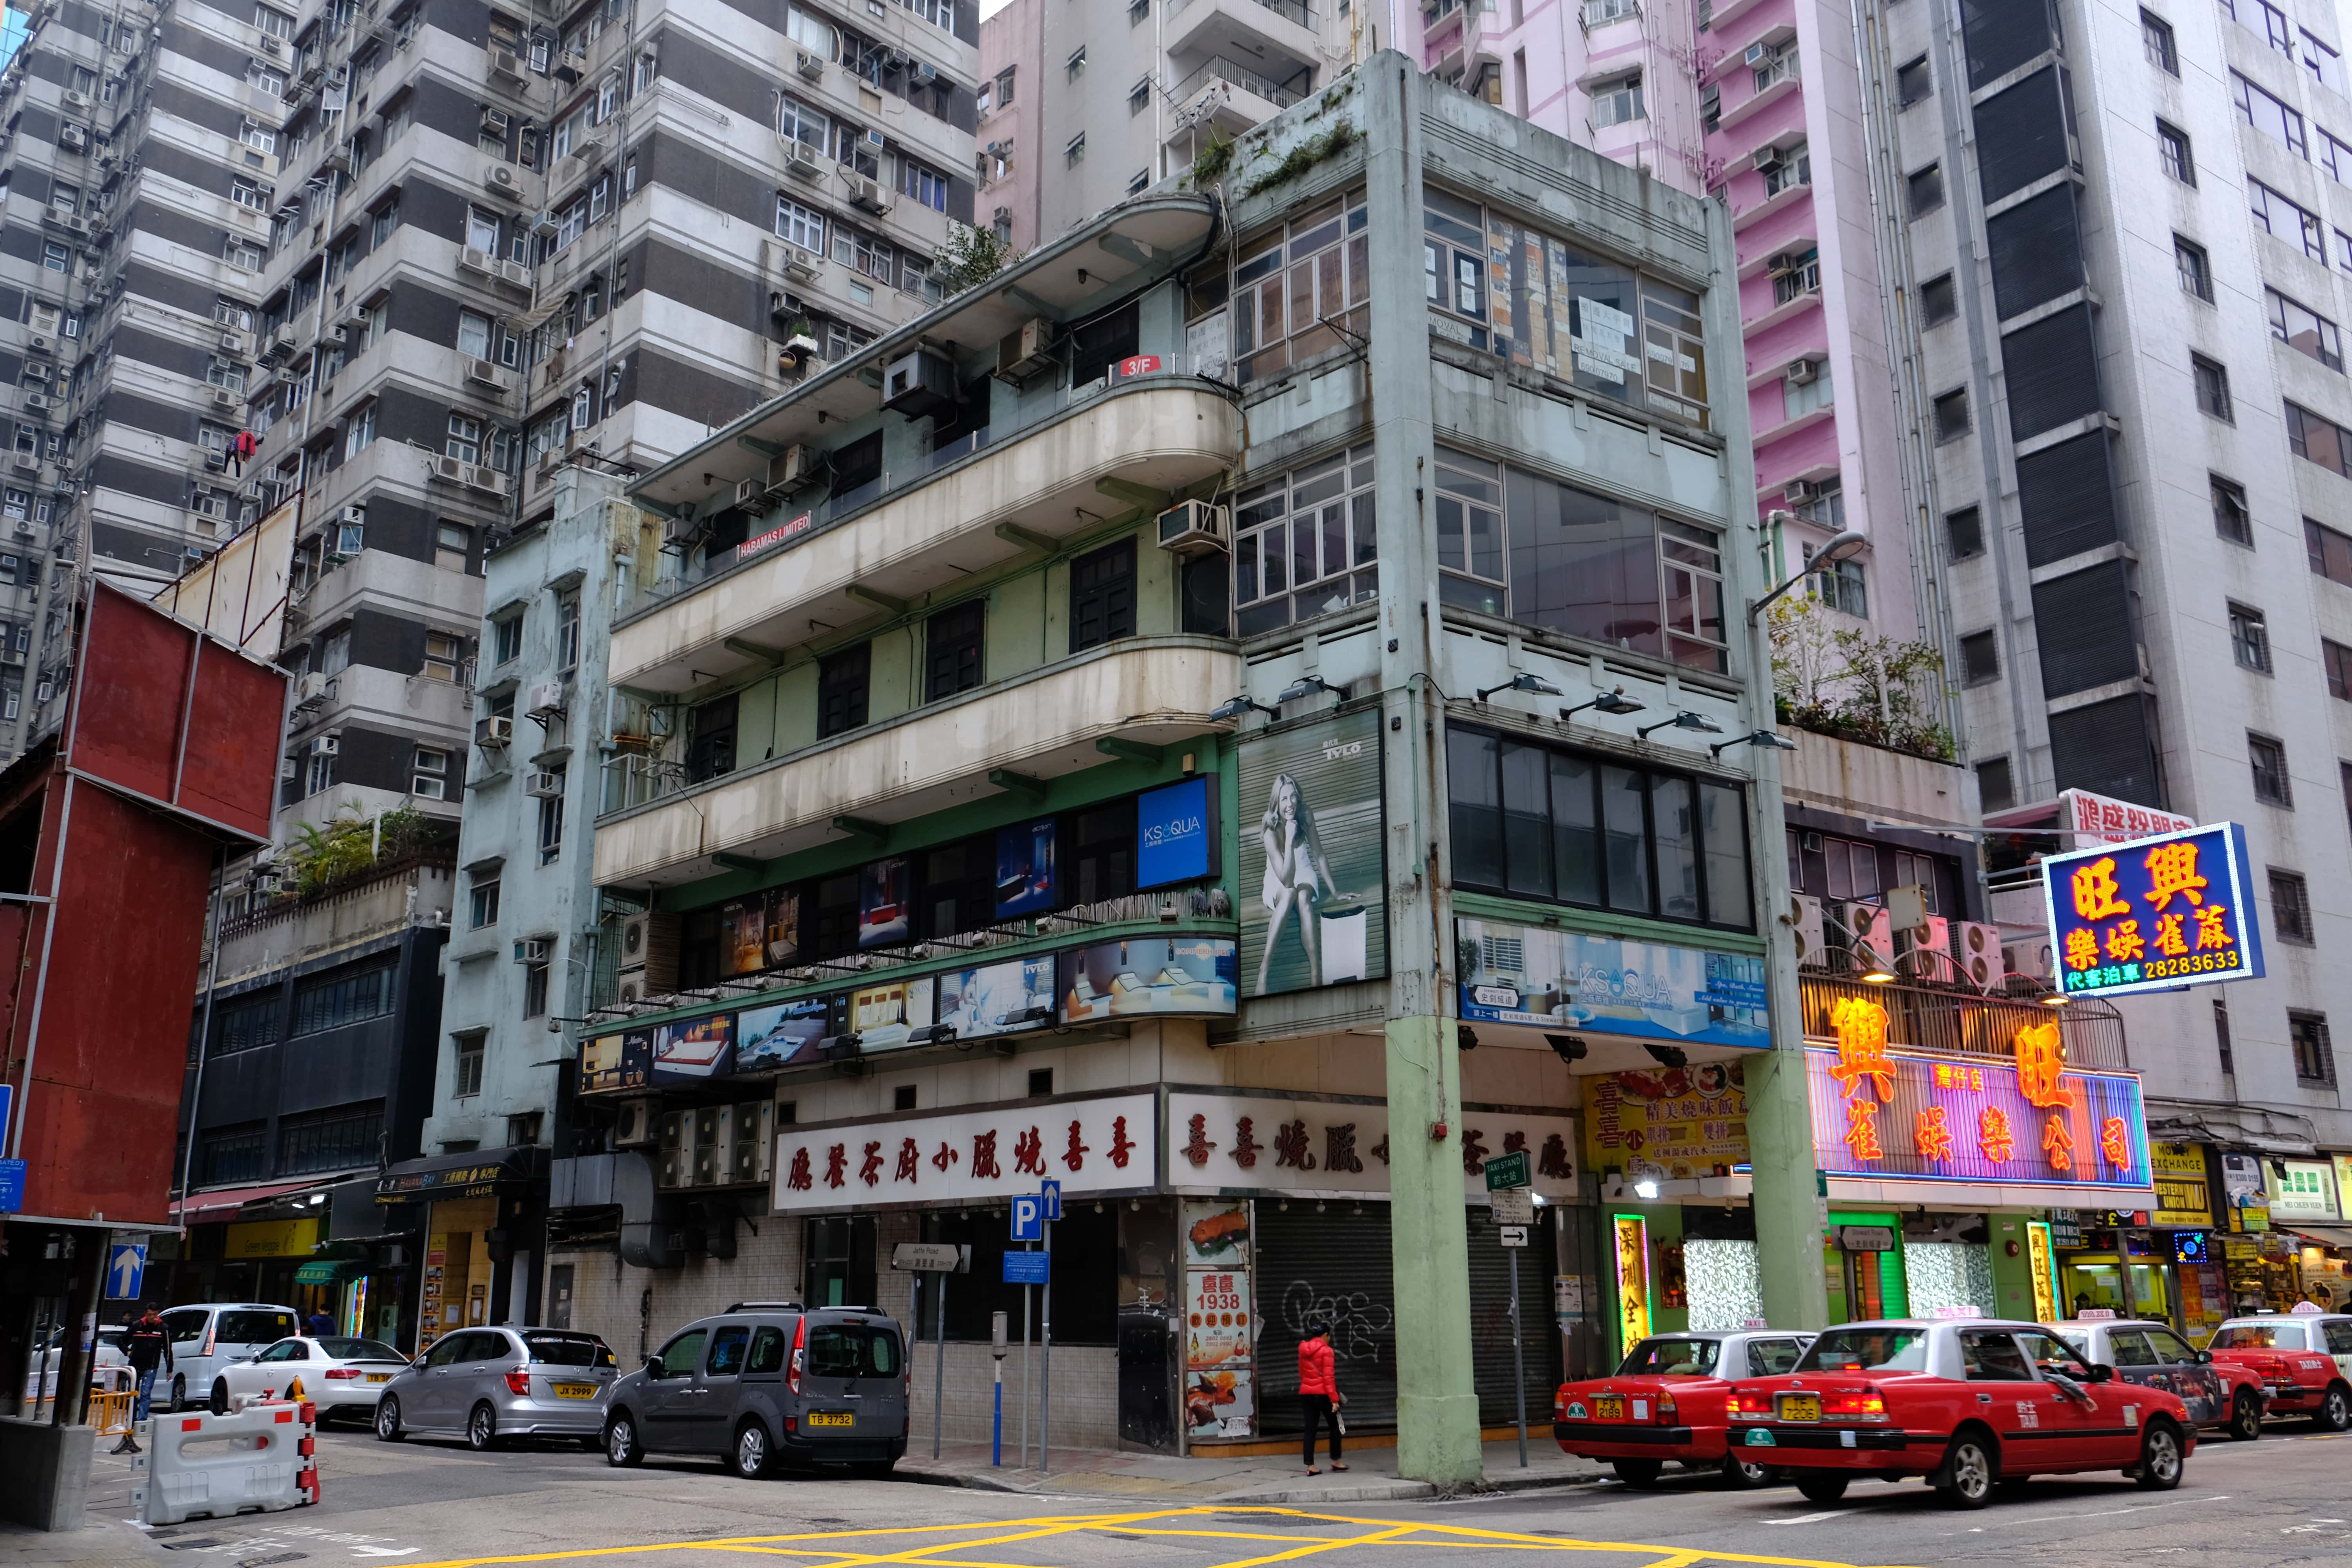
848;177;893;215
523;769;564;797
733;476;770;513
1785;358;1818;385
784;146;822;181
514;936;552;963
880;347;955;417
1783;479;1819;505
1751;144;1782;171
1156;499;1230;558
767;443;820;496
795;49;825;82
1744;40;1770;64
310;733;339;755
476;713;515;746
1766;252;1794;274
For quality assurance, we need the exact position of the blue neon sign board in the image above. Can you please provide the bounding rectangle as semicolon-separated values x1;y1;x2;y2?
2041;822;2265;999
1136;777;1217;891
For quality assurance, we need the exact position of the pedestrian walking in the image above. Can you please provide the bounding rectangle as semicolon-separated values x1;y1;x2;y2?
118;1303;172;1454
1297;1320;1347;1476
305;1308;334;1338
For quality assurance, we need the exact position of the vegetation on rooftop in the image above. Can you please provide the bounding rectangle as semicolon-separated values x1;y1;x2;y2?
1769;597;1956;762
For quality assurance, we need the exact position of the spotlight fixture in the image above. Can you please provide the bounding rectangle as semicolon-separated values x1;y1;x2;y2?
2040;992;2068;1008
1638;710;1725;739
1859;952;1898;984
909;1023;958;1045
1545;1033;1590;1064
1633;1178;1661;1200
817;1033;865;1062
1274;673;1345;704
1475;672;1563;702
1207;694;1280;723
1643;1044;1688;1069
1456;1025;1481;1051
1710;728;1800;759
1561;688;1645;720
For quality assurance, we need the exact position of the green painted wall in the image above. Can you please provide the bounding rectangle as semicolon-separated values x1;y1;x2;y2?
1825;1210;1907;1322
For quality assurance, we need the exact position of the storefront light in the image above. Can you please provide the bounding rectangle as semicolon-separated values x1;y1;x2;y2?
1634;1178;1661;1200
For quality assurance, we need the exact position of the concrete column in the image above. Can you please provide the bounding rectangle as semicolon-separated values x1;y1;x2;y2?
1362;59;1482;1486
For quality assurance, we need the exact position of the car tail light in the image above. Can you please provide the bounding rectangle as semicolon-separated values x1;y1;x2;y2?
1553;1390;1567;1421
1826;1387;1887;1420
1734;1388;1772;1414
324;1368;362;1380
505;1365;531;1396
1655;1391;1677;1423
201;1326;216;1357
786;1316;806;1396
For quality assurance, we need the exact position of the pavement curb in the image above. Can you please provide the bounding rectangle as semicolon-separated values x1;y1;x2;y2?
896;1466;1610;1505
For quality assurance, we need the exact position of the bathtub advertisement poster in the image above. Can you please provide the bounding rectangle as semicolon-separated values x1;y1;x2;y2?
1236;707;1387;997
1455;918;1769;1049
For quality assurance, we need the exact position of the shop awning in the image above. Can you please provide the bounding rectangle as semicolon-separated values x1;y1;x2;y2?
374;1145;548;1205
173;1178;321;1220
2281;1225;2352;1250
292;1258;367;1284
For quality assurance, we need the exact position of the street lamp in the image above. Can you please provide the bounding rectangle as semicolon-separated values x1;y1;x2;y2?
1710;728;1800;759
1637;710;1724;739
1747;528;1868;623
1475;672;1563;702
1561;688;1645;720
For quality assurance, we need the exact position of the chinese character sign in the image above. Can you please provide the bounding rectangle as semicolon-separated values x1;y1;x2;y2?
2042;823;2265;998
772;1094;1156;1212
1806;1045;2151;1189
1580;1061;1749;1180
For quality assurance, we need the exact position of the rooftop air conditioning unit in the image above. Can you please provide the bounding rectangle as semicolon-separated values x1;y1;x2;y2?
514;936;552;963
1786;358;1818;385
527;678;566;716
1751;143;1782;171
1783;479;1819;505
1789;892;1827;969
1156;499;1230;558
767;443;820;496
997;318;1056;381
486;163;522;197
476;713;514;746
523;769;564;798
794;49;825;81
881;347;956;418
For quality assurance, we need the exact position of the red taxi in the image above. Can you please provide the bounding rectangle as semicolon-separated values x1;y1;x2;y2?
2205;1312;2352;1430
1725;1319;2195;1509
2056;1318;2267;1441
1552;1330;1811;1488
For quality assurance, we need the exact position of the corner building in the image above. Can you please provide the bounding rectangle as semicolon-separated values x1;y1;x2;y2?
550;56;1804;1481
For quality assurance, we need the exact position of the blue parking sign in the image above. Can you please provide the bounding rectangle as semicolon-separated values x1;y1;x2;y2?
1010;1195;1042;1241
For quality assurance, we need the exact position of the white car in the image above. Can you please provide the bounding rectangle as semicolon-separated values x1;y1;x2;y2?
158;1303;302;1412
20;1324;129;1403
208;1335;411;1421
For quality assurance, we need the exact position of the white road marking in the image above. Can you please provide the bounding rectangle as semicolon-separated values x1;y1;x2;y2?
1944;1494;2226;1533
1762;1511;1846;1526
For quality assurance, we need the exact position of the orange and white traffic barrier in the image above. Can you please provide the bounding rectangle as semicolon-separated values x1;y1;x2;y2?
130;1397;316;1524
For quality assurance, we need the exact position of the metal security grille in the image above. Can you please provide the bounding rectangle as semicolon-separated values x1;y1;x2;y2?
2031;560;2138;697
1464;1205;1564;1426
1986;185;2085;321
2048;695;2163;807
1255;1203;1398;1433
2016;431;2120;568
2004;304;2102;442
1961;0;2057;88
1973;67;2073;203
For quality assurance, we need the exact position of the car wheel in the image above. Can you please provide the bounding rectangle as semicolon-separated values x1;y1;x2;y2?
1794;1474;1849;1504
2319;1385;2352;1434
2229;1390;2263;1441
2135;1421;2184;1490
1610;1458;1663;1487
467;1401;499;1452
606;1412;644;1468
730;1420;771;1480
1935;1434;1996;1510
208;1380;229;1416
1720;1454;1769;1488
375;1397;404;1442
167;1375;185;1414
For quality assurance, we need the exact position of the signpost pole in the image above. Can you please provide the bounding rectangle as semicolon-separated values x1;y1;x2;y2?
1040;1216;1053;1476
1021;1274;1032;1467
933;1270;947;1460
1508;1243;1526;1467
991;1311;1007;1467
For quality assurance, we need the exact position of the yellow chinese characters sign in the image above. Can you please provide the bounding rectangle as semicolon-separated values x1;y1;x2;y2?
1611;1214;1651;1358
1581;1063;1749;1180
225;1218;319;1259
2042;824;2266;997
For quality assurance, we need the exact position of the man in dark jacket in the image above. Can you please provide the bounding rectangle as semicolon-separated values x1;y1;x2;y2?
118;1303;172;1453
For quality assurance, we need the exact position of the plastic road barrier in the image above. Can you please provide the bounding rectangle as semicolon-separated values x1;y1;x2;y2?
132;1398;319;1524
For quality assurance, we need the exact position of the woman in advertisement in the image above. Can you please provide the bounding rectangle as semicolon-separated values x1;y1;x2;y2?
1257;772;1343;995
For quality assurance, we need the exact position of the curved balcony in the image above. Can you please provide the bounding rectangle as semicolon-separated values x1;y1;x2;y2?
608;379;1242;695
593;636;1241;889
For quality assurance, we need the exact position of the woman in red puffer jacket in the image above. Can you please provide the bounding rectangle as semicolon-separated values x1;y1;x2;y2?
1297;1322;1347;1475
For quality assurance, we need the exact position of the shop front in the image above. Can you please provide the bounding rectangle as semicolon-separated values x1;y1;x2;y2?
2045;1142;2227;1335
376;1146;549;1352
2263;1155;2352;1311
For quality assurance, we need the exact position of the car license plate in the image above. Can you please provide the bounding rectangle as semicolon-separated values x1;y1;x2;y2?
1594;1396;1626;1421
366;1374;391;1384
1745;1428;1777;1447
1778;1394;1822;1422
808;1412;854;1428
552;1383;597;1399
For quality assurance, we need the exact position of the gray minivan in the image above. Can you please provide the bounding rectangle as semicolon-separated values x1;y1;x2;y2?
603;1302;906;1478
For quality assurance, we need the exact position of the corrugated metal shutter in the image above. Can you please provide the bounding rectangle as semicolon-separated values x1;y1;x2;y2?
1255;1204;1398;1432
1465;1207;1564;1426
2031;560;2137;697
1987;185;2085;321
2004;304;2102;442
1974;68;2071;203
1962;0;2056;88
2016;430;2118;567
2049;696;2163;806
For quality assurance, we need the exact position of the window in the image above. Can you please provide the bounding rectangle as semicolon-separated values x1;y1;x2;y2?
255;4;294;37
2192;356;2232;421
1782;358;1833;421
2142;8;2177;71
2215;997;2235;1076
370;200;399;248
774;194;824;254
1960;630;2000;684
537;768;566;863
423;631;464;682
413;746;449;799
492;614;525;666
1591;74;1644;127
556;593;581;671
470;875;499;928
344;401;378;458
1434;447;1506;616
817;641;870;738
2176;236;2212;301
1934;388;1970;441
454;1032;485;1097
2234;71;2308;157
2158;120;2194;184
1209;188;1370;385
898;159;948;211
1069;538;1136;653
1920;273;1956;326
1129;77;1149;113
2251;731;2293;805
2213;477;2252;544
2325;638;2352;699
2268;288;2345;370
1065;46;1085;78
1811;555;1867;616
2291;402;2352;478
1065;131;1088;168
2342;759;2352;836
1946;505;1985;559
198;1123;267;1185
2230;603;2272;672
437;523;471;573
1897;55;1931;103
2290;1011;2336;1085
457;309;494;360
1232;444;1378;636
523;961;549;1018
213;995;279;1056
2252;181;2325;260
277;1100;384;1176
290;965;394;1035
445;414;482;465
1906;163;1944;217
1446;726;1753;928
1976;756;2014;812
924;600;984;700
2310;516;2352;580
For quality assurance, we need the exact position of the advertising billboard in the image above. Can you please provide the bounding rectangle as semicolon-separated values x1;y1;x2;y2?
935;955;1057;1040
2042;822;2265;998
773;1093;1156;1212
581;1028;653;1091
736;998;833;1072
1582;1061;1750;1180
1062;936;1237;1023
1236;708;1386;996
859;856;911;948
994;817;1058;918
1137;776;1218;890
720;894;766;978
652;1014;735;1080
1456;918;1769;1049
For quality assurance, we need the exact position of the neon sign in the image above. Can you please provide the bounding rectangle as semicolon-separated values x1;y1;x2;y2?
2041;823;2265;998
1806;1041;2151;1189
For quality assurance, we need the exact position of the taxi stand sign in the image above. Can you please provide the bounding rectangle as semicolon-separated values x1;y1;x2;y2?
2040;821;2265;1000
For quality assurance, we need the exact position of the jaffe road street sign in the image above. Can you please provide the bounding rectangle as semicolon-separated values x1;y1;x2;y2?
1484;1149;1531;1191
891;1242;971;1273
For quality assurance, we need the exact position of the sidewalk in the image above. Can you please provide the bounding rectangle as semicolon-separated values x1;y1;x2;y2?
898;1436;1610;1504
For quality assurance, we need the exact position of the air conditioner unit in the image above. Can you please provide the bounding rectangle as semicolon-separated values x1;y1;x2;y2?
782;248;819;283
260;36;283;56
475;713;514;746
211;388;239;410
24;394;49;413
63;90;89;109
2006;935;2056;982
526;677;567;716
27;335;49;354
1842;901;1894;975
309;733;340;756
1156;499;1230;558
1789;892;1827;969
219;329;247;354
431;454;468;483
59;125;86;152
910;62;938;87
662;511;703;546
693;1106;733;1186
996;317;1055;381
556;47;587;79
1766;252;1794;274
1786;358;1818;385
731;1101;774;1183
881;347;956;417
1900;913;1951;974
294;670;331;705
338;504;365;526
794;49;825;81
321;146;352;174
483;108;511;135
1957;920;2006;992
657;1110;692;1188
523;769;564;797
766;443;820;496
459;246;494;276
466;357;506;389
848;177;893;215
496;259;533;289
1751;144;1782;171
614;1098;657;1146
491;49;523;79
1783;479;1818;505
1744;40;1770;64
485;163;522;196
733;476;769;514
514;936;552;963
22;363;50;384
784;146;823;181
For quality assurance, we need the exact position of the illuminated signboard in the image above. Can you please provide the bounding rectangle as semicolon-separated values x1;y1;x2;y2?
2025;1220;2058;1323
2040;822;2265;998
1806;1008;2151;1189
1611;1214;1651;1359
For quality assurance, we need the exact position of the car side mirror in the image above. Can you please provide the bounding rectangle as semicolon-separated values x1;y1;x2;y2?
2087;1363;2114;1383
645;1356;665;1379
2197;1350;2214;1364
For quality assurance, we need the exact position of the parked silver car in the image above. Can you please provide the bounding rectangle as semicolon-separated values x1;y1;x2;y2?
602;1302;908;1479
372;1326;618;1450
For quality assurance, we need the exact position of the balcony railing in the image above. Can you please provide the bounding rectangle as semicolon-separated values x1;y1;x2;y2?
1171;54;1308;110
1798;975;2128;1071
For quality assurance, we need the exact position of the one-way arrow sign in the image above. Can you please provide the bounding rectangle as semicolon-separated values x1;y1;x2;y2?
105;1242;146;1301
